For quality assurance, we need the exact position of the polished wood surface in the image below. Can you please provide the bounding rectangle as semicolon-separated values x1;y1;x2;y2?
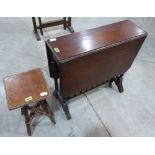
48;20;147;62
46;20;147;119
60;36;146;98
4;68;50;110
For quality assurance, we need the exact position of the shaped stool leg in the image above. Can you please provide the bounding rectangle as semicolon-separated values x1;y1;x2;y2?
40;100;56;124
63;17;67;30
32;17;41;41
22;106;32;136
38;17;43;35
66;17;74;33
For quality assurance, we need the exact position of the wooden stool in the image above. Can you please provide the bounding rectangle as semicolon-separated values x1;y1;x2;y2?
32;17;74;41
4;68;56;136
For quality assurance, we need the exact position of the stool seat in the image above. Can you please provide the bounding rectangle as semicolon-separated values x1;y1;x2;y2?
4;68;50;110
4;68;56;136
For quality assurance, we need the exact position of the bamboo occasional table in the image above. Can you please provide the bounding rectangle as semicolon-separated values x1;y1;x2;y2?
45;20;147;120
4;68;56;136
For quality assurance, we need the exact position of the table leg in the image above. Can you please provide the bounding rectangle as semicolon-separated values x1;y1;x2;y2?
54;78;59;91
53;90;71;120
109;74;124;93
32;17;41;41
115;74;124;93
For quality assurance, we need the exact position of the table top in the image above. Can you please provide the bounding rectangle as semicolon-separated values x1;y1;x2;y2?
47;20;147;63
4;68;50;110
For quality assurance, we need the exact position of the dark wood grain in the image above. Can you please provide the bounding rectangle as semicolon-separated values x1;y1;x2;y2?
48;20;147;62
46;20;147;118
60;36;146;98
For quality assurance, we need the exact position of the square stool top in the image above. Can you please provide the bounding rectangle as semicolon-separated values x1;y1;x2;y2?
4;68;50;110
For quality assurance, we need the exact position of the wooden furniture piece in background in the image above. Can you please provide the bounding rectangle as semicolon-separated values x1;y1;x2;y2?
45;20;147;120
32;17;74;41
4;68;56;136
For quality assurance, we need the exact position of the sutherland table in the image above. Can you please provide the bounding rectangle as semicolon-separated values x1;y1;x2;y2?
45;20;147;120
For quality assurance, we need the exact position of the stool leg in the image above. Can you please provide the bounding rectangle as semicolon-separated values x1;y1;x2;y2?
66;17;74;33
21;107;24;115
68;17;71;26
32;17;41;41
63;17;67;30
40;100;56;124
38;17;43;35
22;106;32;136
